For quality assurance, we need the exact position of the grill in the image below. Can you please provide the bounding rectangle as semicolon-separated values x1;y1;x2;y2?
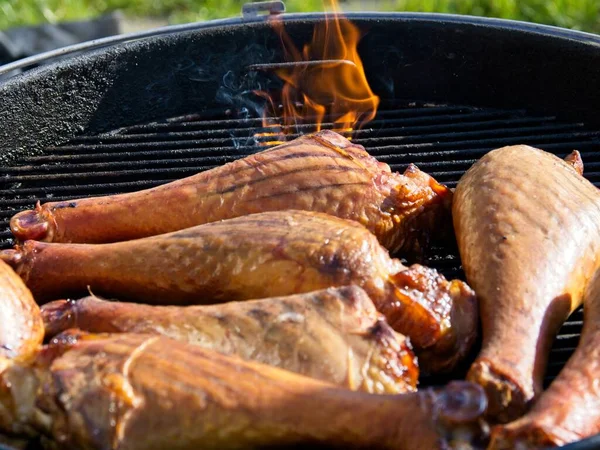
2;7;600;449
1;100;596;388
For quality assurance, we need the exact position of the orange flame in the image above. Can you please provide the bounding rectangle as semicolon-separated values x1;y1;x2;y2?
255;0;379;144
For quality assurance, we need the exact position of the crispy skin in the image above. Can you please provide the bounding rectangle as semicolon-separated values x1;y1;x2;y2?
41;287;418;393
453;146;600;423
0;260;43;363
3;210;477;374
9;130;451;254
2;331;489;450
489;268;600;448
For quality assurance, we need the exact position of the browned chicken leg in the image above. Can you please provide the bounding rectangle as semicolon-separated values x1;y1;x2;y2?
489;267;600;448
41;287;419;393
9;130;451;255
2;210;477;373
1;331;490;450
0;260;43;364
453;146;600;422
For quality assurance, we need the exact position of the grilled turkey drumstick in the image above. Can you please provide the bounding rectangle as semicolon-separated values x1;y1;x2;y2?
1;331;489;450
453;146;600;423
9;130;451;254
41;286;419;393
489;268;600;448
2;210;477;374
0;260;43;436
0;260;43;364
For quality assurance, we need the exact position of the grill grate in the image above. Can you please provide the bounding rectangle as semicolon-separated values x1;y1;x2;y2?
2;100;599;385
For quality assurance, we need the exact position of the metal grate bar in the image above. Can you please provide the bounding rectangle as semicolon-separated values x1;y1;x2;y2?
0;167;220;184
2;157;241;175
0;230;13;240
21;153;600;176
34;126;596;158
0;180;170;197
111;105;485;135
18;142;600;170
3;134;598;176
65;115;558;146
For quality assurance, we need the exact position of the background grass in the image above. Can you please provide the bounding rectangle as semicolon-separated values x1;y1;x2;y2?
1;0;599;33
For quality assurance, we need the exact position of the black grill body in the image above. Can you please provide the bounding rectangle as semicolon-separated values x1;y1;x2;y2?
1;12;600;450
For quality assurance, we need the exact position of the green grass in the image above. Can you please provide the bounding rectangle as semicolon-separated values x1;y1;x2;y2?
0;0;599;33
386;0;600;33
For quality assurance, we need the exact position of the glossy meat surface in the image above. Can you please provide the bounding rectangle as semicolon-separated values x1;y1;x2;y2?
453;146;600;422
3;210;477;374
489;268;600;448
42;287;418;393
9;130;451;254
0;260;43;363
3;331;489;450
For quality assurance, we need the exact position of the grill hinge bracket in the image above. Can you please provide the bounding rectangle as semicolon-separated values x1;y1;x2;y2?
242;1;286;19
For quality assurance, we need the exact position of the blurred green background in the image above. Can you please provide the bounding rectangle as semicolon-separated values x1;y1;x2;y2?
1;0;599;33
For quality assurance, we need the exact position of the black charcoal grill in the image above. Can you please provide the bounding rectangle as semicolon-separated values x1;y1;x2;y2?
1;3;600;448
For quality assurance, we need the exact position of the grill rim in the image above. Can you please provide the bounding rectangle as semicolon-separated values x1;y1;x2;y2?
2;10;600;78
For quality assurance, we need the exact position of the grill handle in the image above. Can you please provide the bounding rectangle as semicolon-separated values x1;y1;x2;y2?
242;1;286;19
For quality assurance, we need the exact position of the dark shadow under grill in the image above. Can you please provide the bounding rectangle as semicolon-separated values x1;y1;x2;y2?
1;100;598;386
